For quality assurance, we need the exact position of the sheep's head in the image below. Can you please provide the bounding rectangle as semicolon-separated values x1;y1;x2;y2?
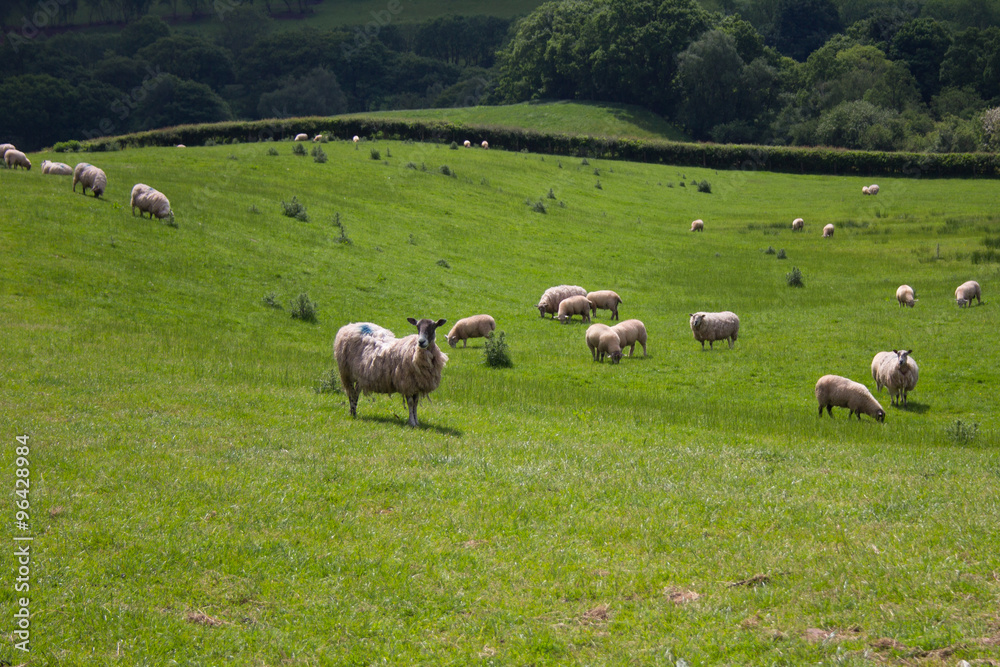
446;334;457;348
537;303;547;317
875;409;885;422
690;313;705;329
408;317;447;350
893;350;914;373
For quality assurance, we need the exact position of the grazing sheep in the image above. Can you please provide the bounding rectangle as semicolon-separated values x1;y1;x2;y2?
41;160;73;175
955;280;981;307
0;143;14;159
4;149;30;170
586;290;622;320
481;140;489;149
130;183;172;220
585;323;613;361
312;134;323;142
446;314;496;348
792;217;804;231
334;318;448;428
822;223;834;238
871;351;894;387
73;164;106;197
537;284;587;318
690;219;704;232
597;329;623;364
874;350;919;407
612;319;647;357
896;284;915;307
556;295;592;324
294;133;308;141
689;311;739;350
868;184;880;195
352;135;360;143
463;140;471;147
815;375;885;422
176;144;186;148
862;186;870;195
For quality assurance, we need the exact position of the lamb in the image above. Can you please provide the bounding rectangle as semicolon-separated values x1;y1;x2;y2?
556;295;592;324
586;290;622;320
333;318;448;428
481;140;489;149
73;164;106;197
823;223;834;238
130;183;173;220
294;133;308;141
815;374;885;422
537;284;587;318
4;149;30;170
896;284;915;307
955;280;981;307
690;219;704;232
463;140;471;147
792;217;804;231
446;314;496;348
689;311;739;350
597;329;623;364
41;160;73;175
585;323;613;361
873;350;918;407
611;319;647;357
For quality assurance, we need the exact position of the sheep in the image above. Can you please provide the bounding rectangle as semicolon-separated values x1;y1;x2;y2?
0;143;16;164
862;186;870;195
815;374;885;422
955;280;981;307
4;149;30;170
874;350;919;407
463;140;471;147
352;135;360;143
896;284;915;307
176;144;186;148
611;319;647;357
690;219;704;232
556;295;592;324
481;140;489;149
333;318;448;428
585;323;612;361
446;314;496;348
689;311;739;350
537;285;587;318
822;223;834;238
294;133;308;141
41;160;73;175
597;329;623;364
73;164;106;197
868;184;880;195
130;183;173;220
586;290;622;320
313;134;323;142
792;217;804;231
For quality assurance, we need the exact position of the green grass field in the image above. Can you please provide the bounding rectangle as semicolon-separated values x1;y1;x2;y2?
2;139;999;665
342;101;691;141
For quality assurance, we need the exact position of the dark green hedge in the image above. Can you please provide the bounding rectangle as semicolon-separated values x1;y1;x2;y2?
79;116;1000;178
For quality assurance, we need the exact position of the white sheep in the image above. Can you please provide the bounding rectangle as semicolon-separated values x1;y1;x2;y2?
313;134;323;142
4;149;30;170
689;311;739;350
446;314;496;348
868;184;880;195
611;319;647;357
896;284;915;307
176;144;186;148
585;323;612;361
130;183;173;220
334;318;448;428
294;133;308;141
955;280;981;307
537;285;587;318
690;219;704;232
353;135;360;143
41;160;73;175
822;223;834;238
463;140;471;147
597;329;623;364
815;374;885;422
0;143;16;164
481;140;489;149
873;350;918;407
862;186;870;195
73;164;106;197
556;295;592;324
792;217;804;231
586;290;622;321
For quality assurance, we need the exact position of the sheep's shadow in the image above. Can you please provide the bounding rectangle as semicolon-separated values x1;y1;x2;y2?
895;401;930;414
359;414;464;437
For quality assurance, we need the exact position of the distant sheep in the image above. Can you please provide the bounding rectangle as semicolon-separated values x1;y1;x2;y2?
873;349;918;407
955;280;981;307
334;318;448;428
862;186;870;195
352;135;360;143
689;311;739;350
130;183;173;220
0;143;16;162
792;217;804;231
463;140;471;147
815;374;885;422
4;149;30;170
313;135;323;142
896;284;915;307
73;163;106;197
822;223;834;238
537;285;587;318
41;160;73;175
586;290;622;320
556;295;592;324
690;219;704;232
612;319;647;357
481;140;489;149
585;323;613;361
868;184;880;195
176;144;186;148
446;314;495;348
294;133;308;141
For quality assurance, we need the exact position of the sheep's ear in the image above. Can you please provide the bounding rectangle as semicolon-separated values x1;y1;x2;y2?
407;317;417;326
435;318;447;328
905;349;912;354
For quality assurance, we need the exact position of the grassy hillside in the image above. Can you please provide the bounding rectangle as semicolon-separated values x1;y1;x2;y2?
1;140;999;665
343;101;691;141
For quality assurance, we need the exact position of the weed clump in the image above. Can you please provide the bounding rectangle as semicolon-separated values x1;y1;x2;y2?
290;293;318;323
405;162;417;169
333;213;351;245
786;266;804;287
281;196;308;221
484;331;513;368
314;368;341;394
439;165;454;176
697;180;712;193
595;180;603;190
547;188;556;199
777;249;787;259
262;292;282;309
530;199;547;214
450;141;459;149
946;419;979;444
370;148;381;160
436;259;450;268
292;143;306;156
764;246;776;255
311;146;328;163
267;147;279;156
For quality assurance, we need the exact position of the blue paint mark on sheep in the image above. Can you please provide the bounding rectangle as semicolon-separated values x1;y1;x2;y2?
358;324;373;336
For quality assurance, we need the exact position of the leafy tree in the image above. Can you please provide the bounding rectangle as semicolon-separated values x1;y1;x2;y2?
889;18;952;101
217;6;272;57
137;34;236;89
256;66;347;118
118;15;170;56
130;74;231;130
676;30;747;136
845;6;914;50
773;0;843;62
921;0;1000;30
719;14;765;62
939;26;1000;101
815;99;901;149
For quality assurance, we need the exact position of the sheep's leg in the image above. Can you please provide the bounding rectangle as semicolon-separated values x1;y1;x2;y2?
463;339;467;348
347;385;359;418
728;337;734;349
406;395;419;427
628;343;635;357
641;341;647;356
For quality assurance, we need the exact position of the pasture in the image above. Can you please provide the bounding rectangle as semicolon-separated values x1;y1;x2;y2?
1;138;999;665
